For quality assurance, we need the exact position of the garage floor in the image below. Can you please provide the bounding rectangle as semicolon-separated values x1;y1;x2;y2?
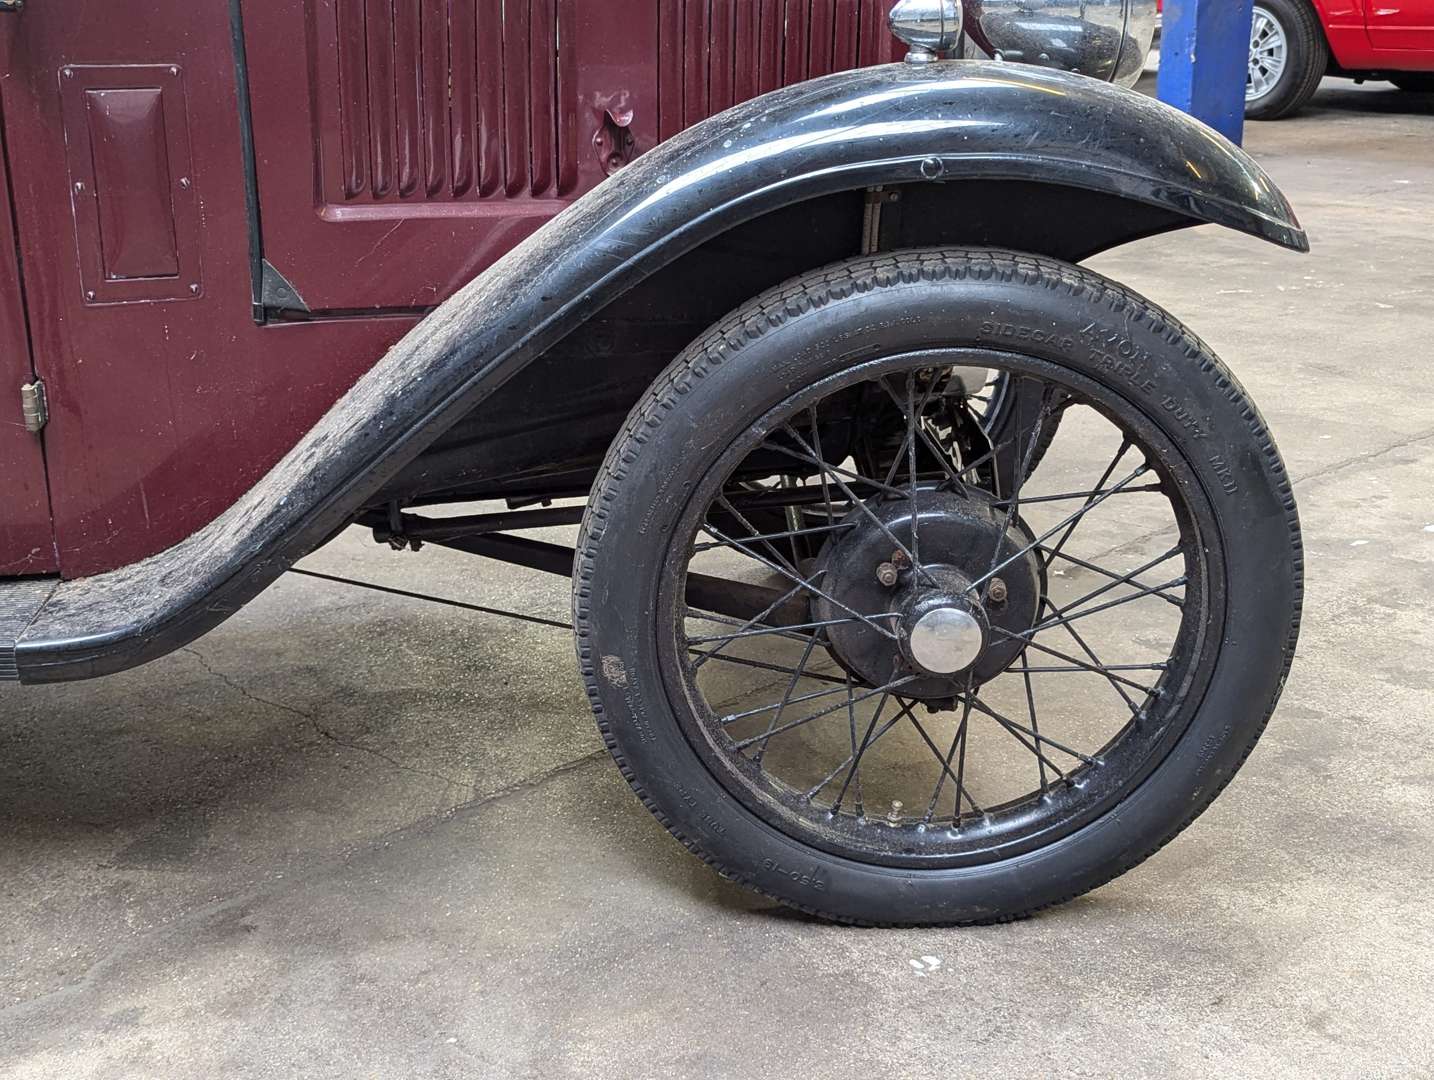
3;80;1432;1078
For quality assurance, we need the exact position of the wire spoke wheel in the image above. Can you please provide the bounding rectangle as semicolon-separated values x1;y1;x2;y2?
662;352;1214;867
576;249;1301;925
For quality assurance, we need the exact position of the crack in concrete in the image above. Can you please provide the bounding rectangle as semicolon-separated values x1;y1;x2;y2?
465;747;610;810
179;646;467;792
1288;425;1434;488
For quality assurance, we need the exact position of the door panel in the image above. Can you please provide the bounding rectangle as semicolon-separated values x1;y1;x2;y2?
0;79;56;576
1367;1;1434;52
241;0;652;312
242;0;902;314
0;1;414;578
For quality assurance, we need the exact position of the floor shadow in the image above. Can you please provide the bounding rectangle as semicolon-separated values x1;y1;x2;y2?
1303;80;1434;117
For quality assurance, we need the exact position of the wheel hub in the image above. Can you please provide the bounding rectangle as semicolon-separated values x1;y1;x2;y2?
907;603;984;675
811;489;1043;699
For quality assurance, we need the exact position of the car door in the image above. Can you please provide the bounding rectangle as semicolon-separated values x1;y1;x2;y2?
1367;0;1434;51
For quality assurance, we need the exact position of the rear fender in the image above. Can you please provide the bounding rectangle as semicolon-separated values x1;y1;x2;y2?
11;60;1306;683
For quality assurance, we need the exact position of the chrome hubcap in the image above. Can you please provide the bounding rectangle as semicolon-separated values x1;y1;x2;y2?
907;606;984;675
1247;8;1288;102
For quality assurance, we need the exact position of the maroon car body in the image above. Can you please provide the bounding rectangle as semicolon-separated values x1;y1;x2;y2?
0;2;909;581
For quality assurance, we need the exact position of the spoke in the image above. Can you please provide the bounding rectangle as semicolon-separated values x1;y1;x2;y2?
805;700;905;803
1035;546;1185;628
1018;663;1168;673
752;633;821;764
1021;662;1048;791
919;686;983;821
952;430;1017;484
687;646;846;685
701;521;899;640
715;495;800;577
779;422;937;587
807;405;838;529
725;674;916;739
1025;575;1187;637
831;680;901;813
991;628;1159;696
846;675;864;814
993;483;1164;507
688;614;896;646
965;465;1151;597
1041;437;1131;573
688;578;812;665
691;519;853;552
1037;545;1186;608
961;691;1093;771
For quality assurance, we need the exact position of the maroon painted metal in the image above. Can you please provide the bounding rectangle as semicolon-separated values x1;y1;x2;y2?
0;76;55;576
59;65;203;305
0;4;414;577
240;0;650;311
0;0;902;579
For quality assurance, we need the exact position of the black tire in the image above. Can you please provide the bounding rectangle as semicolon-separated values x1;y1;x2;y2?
1246;0;1328;121
575;249;1302;926
1390;74;1434;93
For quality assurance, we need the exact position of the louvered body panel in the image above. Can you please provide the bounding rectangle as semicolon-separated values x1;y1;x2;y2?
327;0;577;204
242;1;895;310
658;0;904;140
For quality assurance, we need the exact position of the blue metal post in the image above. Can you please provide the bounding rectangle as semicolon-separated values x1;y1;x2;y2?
1157;0;1255;144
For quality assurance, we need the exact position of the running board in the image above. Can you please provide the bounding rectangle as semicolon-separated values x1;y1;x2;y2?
0;578;58;681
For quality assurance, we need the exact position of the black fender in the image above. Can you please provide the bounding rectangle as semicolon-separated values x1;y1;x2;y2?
10;60;1306;683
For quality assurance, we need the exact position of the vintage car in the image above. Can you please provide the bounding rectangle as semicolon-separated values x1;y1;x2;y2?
1;0;1305;926
1248;0;1434;118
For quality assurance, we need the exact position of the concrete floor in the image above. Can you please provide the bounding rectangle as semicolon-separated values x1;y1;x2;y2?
3;78;1433;1077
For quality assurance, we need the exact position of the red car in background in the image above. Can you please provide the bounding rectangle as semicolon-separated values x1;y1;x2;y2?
1247;0;1434;117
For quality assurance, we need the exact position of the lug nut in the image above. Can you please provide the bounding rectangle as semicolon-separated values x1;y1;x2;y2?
988;577;1008;605
876;561;900;587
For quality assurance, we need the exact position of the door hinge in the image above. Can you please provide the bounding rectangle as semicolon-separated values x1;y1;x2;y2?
20;379;48;434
